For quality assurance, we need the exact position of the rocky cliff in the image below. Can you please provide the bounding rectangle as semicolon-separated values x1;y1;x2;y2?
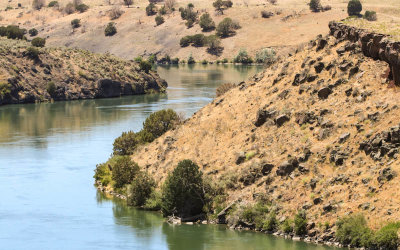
329;21;400;86
0;38;167;105
129;25;400;245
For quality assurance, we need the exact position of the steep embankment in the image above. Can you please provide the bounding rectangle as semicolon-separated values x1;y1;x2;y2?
131;23;400;242
0;38;166;105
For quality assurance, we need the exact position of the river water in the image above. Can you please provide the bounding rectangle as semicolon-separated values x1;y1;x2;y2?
0;64;337;250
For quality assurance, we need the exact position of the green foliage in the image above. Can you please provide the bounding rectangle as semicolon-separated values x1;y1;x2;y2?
113;131;139;155
76;3;89;13
29;28;38;36
134;56;143;62
180;5;197;28
336;214;374;247
31;37;46;47
216;18;238;38
187;53;195;64
0;25;25;40
233;48;253;64
171;57;179;64
112;156;140;189
148;54;156;64
26;47;40;59
206;35;221;54
0;82;11;99
139;60;152;73
364;10;377;21
146;3;157;16
159;5;167;15
71;19;81;29
46;81;56;97
48;1;59;7
192;34;207;47
294;210;308;235
199;13;215;31
374;222;400;250
161;160;205;217
143;190;162;210
94;161;113;187
104;22;117;36
213;0;233;14
143;109;179;138
347;0;362;16
241;202;269;229
309;0;321;12
128;171;156;207
32;0;46;10
281;219;293;233
263;212;277;231
155;15;165;26
255;48;276;64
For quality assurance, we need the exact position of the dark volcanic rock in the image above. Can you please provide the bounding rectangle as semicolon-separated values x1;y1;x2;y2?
317;87;332;99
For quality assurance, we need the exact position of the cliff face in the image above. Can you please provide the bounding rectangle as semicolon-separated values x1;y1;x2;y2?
0;38;167;105
329;21;400;86
130;26;400;239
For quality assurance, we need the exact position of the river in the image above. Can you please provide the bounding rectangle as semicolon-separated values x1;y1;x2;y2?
0;64;337;250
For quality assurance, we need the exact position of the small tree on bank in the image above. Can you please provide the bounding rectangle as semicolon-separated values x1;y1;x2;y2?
123;0;133;7
161;160;205;218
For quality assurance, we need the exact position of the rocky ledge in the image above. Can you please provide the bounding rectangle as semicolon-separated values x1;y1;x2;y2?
0;38;167;106
329;21;400;85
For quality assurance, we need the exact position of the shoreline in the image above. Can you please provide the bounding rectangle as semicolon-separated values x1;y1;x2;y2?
95;182;344;249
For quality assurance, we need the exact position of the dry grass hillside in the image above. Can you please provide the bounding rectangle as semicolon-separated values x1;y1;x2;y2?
1;0;399;61
131;31;400;232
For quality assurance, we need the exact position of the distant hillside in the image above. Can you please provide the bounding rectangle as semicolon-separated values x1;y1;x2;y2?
0;38;166;105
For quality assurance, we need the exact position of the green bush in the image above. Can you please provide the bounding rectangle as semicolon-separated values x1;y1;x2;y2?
46;81;56;97
104;22;117;36
347;0;362;16
128;171;156;207
143;109;179;138
192;34;207;47
32;0;46;10
28;28;38;36
263;212;277;231
187;53;195;64
159;5;167;15
374;223;400;250
364;10;377;21
171;58;179;64
155;15;164;26
112;156;140;189
76;3;89;13
255;48;276;64
139;60;152;73
241;202;269;229
94;160;113;187
113;131;139;155
207;35;222;54
0;25;25;40
0;82;11;99
281;219;293;234
216;18;237;38
146;3;157;16
294;210;308;235
180;5;197;28
143;190;162;210
309;0;321;12
31;37;46;47
48;1;59;7
336;214;374;247
199;13;215;31
213;0;232;14
26;47;40;59
71;19;81;29
234;49;253;64
161;160;205;217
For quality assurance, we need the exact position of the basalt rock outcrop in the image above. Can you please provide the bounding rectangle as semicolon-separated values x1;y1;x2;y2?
329;21;400;85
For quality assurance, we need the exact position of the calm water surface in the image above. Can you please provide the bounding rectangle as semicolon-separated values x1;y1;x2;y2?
0;64;337;250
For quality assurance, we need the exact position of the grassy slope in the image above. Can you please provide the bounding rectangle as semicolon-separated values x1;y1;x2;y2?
130;34;400;229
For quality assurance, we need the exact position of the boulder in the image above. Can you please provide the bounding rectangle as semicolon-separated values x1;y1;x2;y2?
317;87;332;99
275;114;290;127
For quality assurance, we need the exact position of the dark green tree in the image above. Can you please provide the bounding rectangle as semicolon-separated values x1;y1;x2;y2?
112;156;140;188
161;160;205;217
128;171;156;206
347;0;362;16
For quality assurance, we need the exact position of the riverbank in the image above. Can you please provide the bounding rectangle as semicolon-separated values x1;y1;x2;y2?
0;38;167;106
